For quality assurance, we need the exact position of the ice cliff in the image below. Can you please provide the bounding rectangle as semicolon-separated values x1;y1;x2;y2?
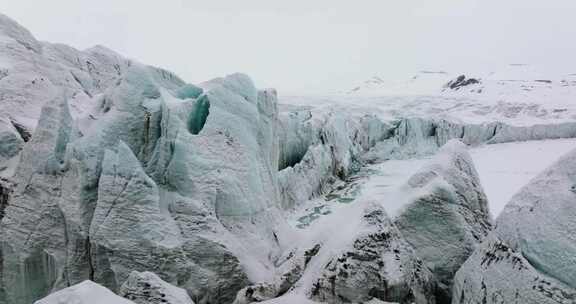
395;140;492;301
277;109;392;209
0;13;289;304
452;147;576;303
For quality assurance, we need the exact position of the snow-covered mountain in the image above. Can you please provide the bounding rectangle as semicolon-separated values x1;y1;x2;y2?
2;12;576;304
346;70;452;96
332;65;576;126
347;64;576;97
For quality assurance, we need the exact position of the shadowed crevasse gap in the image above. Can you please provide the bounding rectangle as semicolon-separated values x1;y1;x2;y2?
188;95;210;135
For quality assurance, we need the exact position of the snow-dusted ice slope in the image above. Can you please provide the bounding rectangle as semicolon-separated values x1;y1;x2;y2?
287;158;426;228
290;138;576;228
470;138;576;216
453;145;576;304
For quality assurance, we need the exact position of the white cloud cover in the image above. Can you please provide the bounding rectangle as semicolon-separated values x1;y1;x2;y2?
3;0;576;94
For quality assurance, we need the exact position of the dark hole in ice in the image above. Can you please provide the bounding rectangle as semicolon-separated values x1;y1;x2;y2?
0;181;10;220
10;120;31;142
280;151;307;170
188;95;210;135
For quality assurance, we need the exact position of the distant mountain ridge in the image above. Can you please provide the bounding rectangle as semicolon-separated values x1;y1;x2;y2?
346;64;576;99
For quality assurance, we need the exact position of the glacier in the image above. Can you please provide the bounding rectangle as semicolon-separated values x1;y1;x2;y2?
394;140;492;302
0;13;289;303
1;12;576;304
453;146;576;303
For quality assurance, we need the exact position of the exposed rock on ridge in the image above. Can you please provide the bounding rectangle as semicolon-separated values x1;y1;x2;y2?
309;203;437;304
119;271;195;304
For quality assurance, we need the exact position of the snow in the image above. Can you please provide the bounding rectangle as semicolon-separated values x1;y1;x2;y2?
2;11;576;304
119;271;195;304
281;64;576;127
288;157;429;223
262;292;396;304
31;139;572;304
281;93;576;127
470;138;576;216
273;199;433;304
34;281;135;304
362;158;430;216
260;292;318;304
453;142;576;303
345;71;452;96
289;138;576;232
0;21;285;301
277;138;576;302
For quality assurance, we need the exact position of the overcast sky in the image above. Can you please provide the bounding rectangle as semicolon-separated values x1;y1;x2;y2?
3;0;576;94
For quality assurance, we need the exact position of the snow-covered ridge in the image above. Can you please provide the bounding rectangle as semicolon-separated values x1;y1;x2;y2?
318;64;576;127
346;64;576;96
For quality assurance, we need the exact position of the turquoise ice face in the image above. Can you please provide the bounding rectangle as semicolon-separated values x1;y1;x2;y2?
187;94;210;135
176;83;203;100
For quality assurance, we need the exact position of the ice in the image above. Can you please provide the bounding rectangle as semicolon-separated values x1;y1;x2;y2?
284;157;425;230
187;94;210;134
0;19;289;301
363;158;430;216
470;138;576;216
288;137;576;236
283;65;576;128
278;108;391;210
34;281;135;304
394;140;492;300
119;271;195;304
453;144;576;303
0;117;24;169
265;141;490;303
247;200;437;303
176;83;203;100
3;11;576;304
0;13;41;53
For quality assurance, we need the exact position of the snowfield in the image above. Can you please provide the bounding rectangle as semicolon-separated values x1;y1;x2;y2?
470;138;576;216
282;64;576;127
